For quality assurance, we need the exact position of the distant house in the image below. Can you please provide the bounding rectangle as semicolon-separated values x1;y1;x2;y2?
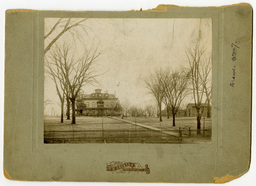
186;103;211;118
161;108;186;117
76;89;121;116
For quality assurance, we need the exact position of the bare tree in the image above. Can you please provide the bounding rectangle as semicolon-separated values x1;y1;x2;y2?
121;100;130;117
46;54;71;122
45;57;66;123
162;96;170;119
144;69;165;122
109;100;122;117
137;106;147;117
205;88;212;118
45;18;90;122
46;43;100;124
145;104;156;117
128;105;145;117
161;69;189;127
186;26;211;133
44;18;87;54
128;106;147;117
65;86;71;120
199;57;212;118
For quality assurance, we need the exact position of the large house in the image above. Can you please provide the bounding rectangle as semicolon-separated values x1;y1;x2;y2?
76;89;121;116
186;103;211;118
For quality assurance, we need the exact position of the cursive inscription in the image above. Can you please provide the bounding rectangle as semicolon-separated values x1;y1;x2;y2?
230;42;240;87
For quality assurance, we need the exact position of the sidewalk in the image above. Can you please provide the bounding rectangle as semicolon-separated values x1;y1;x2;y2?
111;117;180;137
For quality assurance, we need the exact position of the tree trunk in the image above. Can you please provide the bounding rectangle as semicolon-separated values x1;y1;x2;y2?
167;106;170;119
172;110;176;127
207;101;211;118
66;96;70;120
60;100;64;123
196;108;201;134
71;99;76;124
159;103;162;122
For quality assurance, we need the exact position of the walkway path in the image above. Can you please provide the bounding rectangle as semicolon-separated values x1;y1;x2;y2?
111;117;180;137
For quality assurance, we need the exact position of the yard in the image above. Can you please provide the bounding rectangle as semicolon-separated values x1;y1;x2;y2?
44;116;211;144
124;116;211;131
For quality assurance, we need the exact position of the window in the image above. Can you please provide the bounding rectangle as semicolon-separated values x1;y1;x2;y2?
92;102;95;107
86;102;89;108
106;102;109;107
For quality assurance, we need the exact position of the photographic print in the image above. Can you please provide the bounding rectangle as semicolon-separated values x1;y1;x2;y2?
3;3;253;183
44;18;212;144
4;4;252;182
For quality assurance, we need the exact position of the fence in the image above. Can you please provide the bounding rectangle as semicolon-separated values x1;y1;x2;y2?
44;127;211;144
176;126;211;138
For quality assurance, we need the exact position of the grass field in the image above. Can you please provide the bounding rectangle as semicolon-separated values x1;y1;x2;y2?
44;116;211;144
124;116;212;130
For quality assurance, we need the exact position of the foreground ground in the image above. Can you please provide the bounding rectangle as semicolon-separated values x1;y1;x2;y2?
44;116;211;144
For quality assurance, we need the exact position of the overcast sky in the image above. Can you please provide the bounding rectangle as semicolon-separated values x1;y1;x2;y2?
44;18;212;115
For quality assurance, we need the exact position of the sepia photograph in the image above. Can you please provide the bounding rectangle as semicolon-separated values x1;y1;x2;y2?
3;2;253;183
44;18;212;144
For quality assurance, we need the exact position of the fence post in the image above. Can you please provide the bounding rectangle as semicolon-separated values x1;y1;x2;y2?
189;127;191;137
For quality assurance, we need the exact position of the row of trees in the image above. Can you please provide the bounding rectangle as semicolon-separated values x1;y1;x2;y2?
121;104;157;118
44;18;100;124
144;30;212;133
144;68;190;127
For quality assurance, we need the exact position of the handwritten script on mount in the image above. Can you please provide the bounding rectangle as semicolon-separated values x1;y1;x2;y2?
230;42;240;88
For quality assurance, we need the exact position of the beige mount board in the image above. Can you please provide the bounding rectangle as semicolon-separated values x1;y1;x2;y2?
4;4;252;183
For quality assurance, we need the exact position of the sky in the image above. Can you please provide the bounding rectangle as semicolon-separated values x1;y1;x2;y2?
44;18;212;115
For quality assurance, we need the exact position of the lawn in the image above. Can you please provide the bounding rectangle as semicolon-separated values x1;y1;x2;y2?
119;116;212;143
44;116;211;144
123;116;212;131
45;116;179;143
